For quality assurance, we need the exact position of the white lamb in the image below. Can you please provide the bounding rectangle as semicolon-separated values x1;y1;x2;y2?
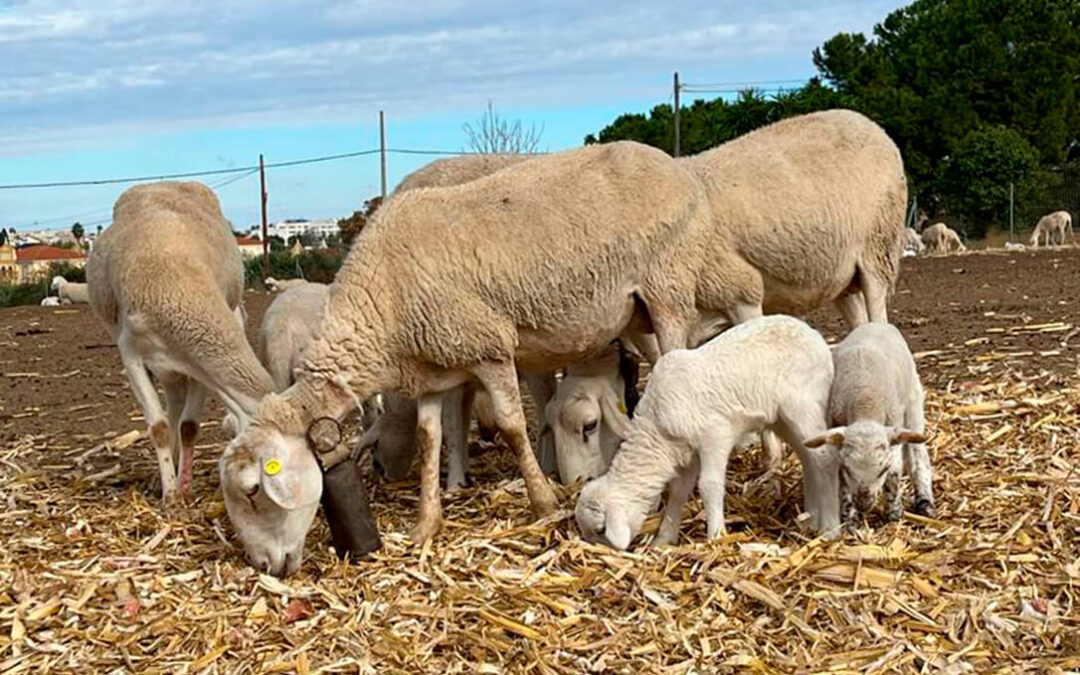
88;181;276;501
40;296;60;306
1029;211;1073;248
264;276;308;293
575;316;838;549
904;227;925;255
50;276;90;304
921;223;966;255
804;322;933;522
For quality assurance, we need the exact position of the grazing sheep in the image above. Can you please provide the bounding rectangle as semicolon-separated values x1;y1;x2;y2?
805;323;933;522
393;154;532;194
905;227;925;255
680;109;907;335
50;276;90;304
575;316;838;549
264;277;308;293
220;140;714;573
1030;211;1073;248
40;296;60;306
921;223;966;255
88;181;275;501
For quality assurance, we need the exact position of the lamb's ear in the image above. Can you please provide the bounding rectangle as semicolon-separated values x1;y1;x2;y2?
259;447;322;510
599;390;634;440
804;427;847;449
604;508;633;550
888;428;927;445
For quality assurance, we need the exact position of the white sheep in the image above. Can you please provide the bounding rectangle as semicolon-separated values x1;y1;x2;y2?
904;227;926;255
220;140;714;573
575;316;838;549
40;296;60;306
392;154;532;194
804;322;933;522
1029;211;1073;248
921;223;966;255
50;275;90;304
264;276;308;293
1004;241;1026;251
88;181;275;501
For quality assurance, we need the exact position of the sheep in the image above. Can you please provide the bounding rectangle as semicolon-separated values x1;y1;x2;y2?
679;109;907;335
88;181;276;502
1030;211;1073;248
921;223;966;255
904;227;926;255
804;323;933;522
575;315;838;549
40;296;60;306
264;276;308;293
393;154;533;194
50;276;90;304
219;140;721;574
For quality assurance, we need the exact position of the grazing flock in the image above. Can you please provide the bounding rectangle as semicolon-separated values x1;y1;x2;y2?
64;109;1035;577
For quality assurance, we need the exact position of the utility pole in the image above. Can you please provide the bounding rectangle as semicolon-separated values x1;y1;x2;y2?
1009;182;1015;241
379;110;387;200
260;154;269;281
673;71;681;158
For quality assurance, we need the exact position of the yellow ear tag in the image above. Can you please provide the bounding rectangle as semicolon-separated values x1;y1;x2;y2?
617;400;627;415
263;459;283;476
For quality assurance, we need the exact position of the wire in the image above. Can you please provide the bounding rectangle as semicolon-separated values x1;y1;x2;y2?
681;78;808;88
209;168;259;189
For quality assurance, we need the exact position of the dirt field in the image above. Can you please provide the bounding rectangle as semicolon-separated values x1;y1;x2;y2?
1;248;1078;673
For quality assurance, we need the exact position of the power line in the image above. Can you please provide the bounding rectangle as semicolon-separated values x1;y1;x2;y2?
681;78;808;88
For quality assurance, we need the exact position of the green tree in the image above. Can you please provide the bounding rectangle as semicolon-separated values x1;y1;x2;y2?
337;196;382;248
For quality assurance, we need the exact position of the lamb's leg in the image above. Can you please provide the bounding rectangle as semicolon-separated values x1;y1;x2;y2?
697;426;736;540
883;445;904;521
118;344;178;501
777;406;841;538
411;393;445;544
523;372;557;474
177;380;207;497
834;293;869;330
757;429;784;500
474;361;558;517
653;459;698;546
443;384;473;491
904;396;935;517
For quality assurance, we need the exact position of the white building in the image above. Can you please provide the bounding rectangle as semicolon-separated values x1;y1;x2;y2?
253;219;339;241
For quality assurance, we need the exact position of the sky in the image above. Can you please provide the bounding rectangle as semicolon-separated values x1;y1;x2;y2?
0;0;906;232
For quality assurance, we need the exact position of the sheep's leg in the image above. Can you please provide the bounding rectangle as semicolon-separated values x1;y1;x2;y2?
474;361;558;517
443;384;472;491
653;459;698;546
652;317;690;354
118;345;178;501
756;429;784;501
883;445;904;521
834;293;869;330
523;372;557;474
177;380;207;497
777;407;841;538
859;265;889;324
697;427;736;540
161;376;188;495
904;397;936;517
411;393;445;544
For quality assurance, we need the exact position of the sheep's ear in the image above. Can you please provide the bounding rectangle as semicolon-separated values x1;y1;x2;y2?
259;449;321;510
888;428;927;445
599;390;634;440
604;509;633;550
804;427;846;449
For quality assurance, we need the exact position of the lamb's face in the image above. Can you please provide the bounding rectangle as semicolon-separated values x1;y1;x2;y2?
835;421;893;513
546;378;633;485
220;425;322;576
575;476;643;550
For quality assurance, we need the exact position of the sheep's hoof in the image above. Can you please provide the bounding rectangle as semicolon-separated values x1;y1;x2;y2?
441;471;473;491
409;518;442;545
913;498;936;518
652;529;679;547
529;488;559;518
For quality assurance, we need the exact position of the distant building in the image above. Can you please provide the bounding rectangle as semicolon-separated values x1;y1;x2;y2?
235;235;264;258
254;219;339;242
0;230;16;283
13;245;86;283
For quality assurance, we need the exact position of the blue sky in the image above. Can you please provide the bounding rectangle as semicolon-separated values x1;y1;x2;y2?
0;0;905;232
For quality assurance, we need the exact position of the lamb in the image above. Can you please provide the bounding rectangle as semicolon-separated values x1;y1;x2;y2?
393;154;533;194
1030;211;1073;248
88;181;276;501
904;227;925;255
50;276;90;304
40;296;60;306
219;140;720;574
575;316;838;549
804;322;933;521
264;276;308;293
921;223;966;255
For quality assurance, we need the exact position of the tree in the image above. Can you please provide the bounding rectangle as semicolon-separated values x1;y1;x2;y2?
337;196;382;248
71;222;84;246
464;101;544;154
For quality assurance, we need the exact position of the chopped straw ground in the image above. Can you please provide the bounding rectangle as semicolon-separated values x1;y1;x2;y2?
2;329;1079;673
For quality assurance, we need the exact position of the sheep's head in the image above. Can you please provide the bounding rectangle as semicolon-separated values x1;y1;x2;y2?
805;421;925;514
575;475;644;550
219;424;322;576
50;275;64;291
546;377;633;485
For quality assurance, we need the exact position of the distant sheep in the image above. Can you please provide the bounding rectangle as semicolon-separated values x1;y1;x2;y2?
1030;211;1073;248
264;276;308;293
575;316;839;549
50;276;89;304
904;227;925;255
40;296;60;306
88;181;275;502
805;323;933;521
921;223;966;255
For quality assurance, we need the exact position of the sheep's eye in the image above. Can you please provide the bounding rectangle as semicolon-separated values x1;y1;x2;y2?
583;420;599;434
